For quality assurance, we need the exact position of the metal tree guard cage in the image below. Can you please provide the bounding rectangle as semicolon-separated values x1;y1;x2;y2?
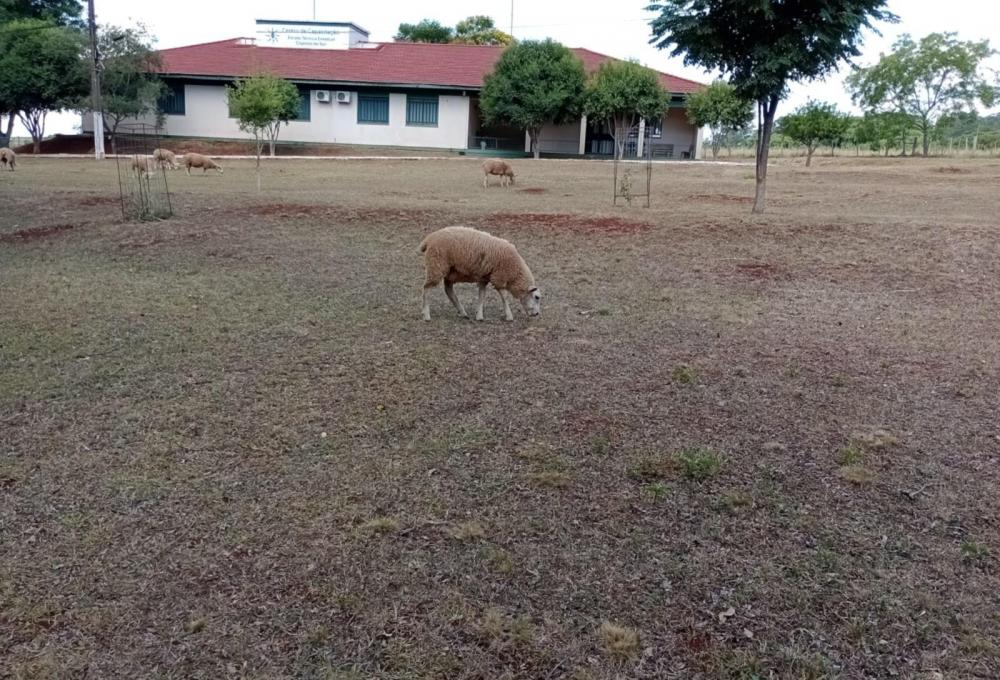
612;122;653;208
113;123;173;221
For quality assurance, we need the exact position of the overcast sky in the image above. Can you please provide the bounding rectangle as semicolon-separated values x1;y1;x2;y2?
35;0;1000;137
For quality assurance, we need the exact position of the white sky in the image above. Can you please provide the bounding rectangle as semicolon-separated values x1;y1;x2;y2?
33;0;1000;137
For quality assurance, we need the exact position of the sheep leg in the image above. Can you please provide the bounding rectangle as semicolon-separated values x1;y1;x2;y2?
444;281;468;318
422;284;436;321
498;289;514;321
475;282;488;321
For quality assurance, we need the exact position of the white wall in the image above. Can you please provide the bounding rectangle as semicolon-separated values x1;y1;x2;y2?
525;121;582;155
660;108;698;157
85;83;472;150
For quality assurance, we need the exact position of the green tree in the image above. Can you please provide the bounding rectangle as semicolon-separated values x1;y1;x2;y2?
0;0;83;26
0;18;87;151
847;33;996;157
480;39;586;159
648;0;894;213
852;111;914;156
583;60;667;159
777;101;851;166
226;73;300;188
684;80;753;159
92;24;165;152
394;19;453;44
453;15;512;46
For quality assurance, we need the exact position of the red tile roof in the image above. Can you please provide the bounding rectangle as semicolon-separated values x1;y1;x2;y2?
157;39;704;94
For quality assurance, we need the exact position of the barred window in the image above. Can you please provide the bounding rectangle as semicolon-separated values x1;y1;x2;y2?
358;94;390;124
406;95;438;127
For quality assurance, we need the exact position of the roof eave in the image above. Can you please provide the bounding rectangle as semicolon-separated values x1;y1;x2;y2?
159;72;483;91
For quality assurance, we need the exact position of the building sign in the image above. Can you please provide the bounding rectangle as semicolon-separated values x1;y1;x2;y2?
255;20;368;50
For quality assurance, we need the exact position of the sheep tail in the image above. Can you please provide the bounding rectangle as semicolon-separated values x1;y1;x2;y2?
417;236;430;255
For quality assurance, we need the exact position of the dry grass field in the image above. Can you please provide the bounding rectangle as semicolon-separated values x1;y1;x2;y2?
2;155;999;679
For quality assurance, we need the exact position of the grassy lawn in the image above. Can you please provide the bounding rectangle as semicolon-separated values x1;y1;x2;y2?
2;156;999;679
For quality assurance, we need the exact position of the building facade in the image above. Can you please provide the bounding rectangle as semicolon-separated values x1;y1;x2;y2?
85;20;704;158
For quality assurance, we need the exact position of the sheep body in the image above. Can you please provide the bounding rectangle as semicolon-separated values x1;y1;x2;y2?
152;148;180;170
419;226;540;321
131;156;157;176
184;152;223;174
0;147;15;171
482;159;514;188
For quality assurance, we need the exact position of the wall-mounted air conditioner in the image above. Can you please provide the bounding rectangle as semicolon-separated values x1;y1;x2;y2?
315;90;332;103
335;91;351;104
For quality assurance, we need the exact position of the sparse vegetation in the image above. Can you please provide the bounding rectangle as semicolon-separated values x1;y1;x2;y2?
358;517;400;535
672;363;698;385
598;622;641;661
961;540;990;565
676;447;723;481
448;521;486;541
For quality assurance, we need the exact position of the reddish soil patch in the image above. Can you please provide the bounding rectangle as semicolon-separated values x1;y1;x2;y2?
518;187;547;194
77;195;119;207
0;224;75;244
483;212;651;234
240;203;447;225
734;261;787;280
688;193;754;204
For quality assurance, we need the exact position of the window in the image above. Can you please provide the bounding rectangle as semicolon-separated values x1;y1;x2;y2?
294;89;310;121
406;95;438;127
648;117;663;138
358;94;389;124
159;82;185;116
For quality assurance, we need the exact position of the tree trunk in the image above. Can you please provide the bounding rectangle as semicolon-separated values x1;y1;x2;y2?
0;113;13;148
33;138;41;154
530;128;540;159
752;94;779;215
269;138;275;157
806;145;814;167
711;141;720;159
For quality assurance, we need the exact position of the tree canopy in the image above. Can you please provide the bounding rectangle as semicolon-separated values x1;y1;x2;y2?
777;101;851;166
395;15;512;46
0;17;87;151
226;73;300;186
480;39;586;159
851;111;914;156
684;80;753;159
584;60;667;159
846;32;997;156
92;24;164;148
648;0;895;213
0;0;83;26
394;19;452;44
453;15;512;46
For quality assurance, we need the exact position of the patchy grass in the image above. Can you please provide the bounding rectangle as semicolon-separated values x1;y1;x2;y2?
598;622;641;661
672;363;698;385
676;447;724;481
4;157;1000;678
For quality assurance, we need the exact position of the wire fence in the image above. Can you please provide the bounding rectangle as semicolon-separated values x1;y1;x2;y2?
113;124;173;221
612;123;653;208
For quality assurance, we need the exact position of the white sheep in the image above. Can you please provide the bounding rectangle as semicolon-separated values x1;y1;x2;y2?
152;148;180;170
183;152;223;175
0;147;15;171
131;156;157;177
418;226;541;322
482;159;515;188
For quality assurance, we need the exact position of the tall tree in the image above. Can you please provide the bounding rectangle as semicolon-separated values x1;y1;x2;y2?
92;24;165;152
847;33;997;157
226;73;300;189
394;19;453;44
0;18;87;151
685;80;753;159
0;0;83;26
852;111;914;156
648;0;894;213
453;15;512;46
480;39;586;159
777;101;851;166
584;60;668;159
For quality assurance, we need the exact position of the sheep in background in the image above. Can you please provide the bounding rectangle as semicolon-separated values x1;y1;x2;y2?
131;156;157;177
0;147;15;171
184;152;223;175
418;226;541;322
152;148;180;170
482;159;515;188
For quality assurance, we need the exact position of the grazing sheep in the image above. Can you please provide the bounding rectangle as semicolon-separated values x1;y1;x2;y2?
418;226;540;322
482;159;515;188
131;156;157;177
0;147;15;171
184;152;223;175
152;148;180;170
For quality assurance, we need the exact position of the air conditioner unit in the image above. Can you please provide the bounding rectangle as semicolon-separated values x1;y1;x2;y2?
315;90;332;103
335;90;351;104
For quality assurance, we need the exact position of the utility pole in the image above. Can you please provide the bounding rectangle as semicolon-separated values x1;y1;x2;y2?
88;0;105;159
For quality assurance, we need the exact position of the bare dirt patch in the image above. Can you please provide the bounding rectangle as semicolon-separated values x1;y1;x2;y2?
239;203;448;225
483;211;651;233
933;166;972;174
77;195;119;207
734;261;788;280
0;223;76;243
517;187;547;194
688;192;754;204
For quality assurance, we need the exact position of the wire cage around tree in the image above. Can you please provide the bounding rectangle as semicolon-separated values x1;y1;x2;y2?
113;124;173;221
612;123;654;208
